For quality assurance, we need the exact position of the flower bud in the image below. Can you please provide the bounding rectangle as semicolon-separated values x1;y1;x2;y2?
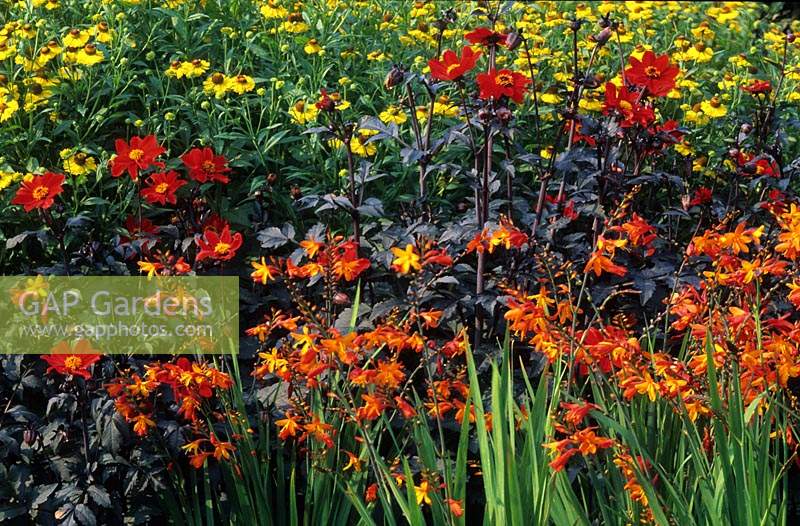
505;31;523;51
592;27;612;45
384;64;405;89
496;105;513;124
787;33;796;43
740;123;752;134
333;292;349;305
728;148;739;158
145;51;155;61
291;185;302;200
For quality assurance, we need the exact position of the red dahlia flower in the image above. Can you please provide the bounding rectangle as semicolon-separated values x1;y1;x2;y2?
741;79;771;95
12;172;65;212
196;225;243;261
181;147;232;183
603;83;655;127
110;135;166;180
140;170;187;205
624;51;679;97
465;27;508;47
429;46;482;82
476;68;531;103
42;340;101;379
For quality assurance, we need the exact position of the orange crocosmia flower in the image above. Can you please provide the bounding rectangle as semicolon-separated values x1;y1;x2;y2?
299;238;324;258
303;417;334;447
251;257;280;284
718;223;763;254
394;396;417;419
210;434;236;461
561;401;599;426
572;427;614;455
446;498;464;518
343;450;363;472
131;414;156;436
189;452;212;469
357;393;387;421
584;251;627;277
419;309;443;329
181;438;207;456
365;483;379;503
333;254;370;281
276;413;301;441
547;447;579;472
422;249;453;267
621;213;656;250
374;360;406;389
391;244;422;274
414;480;433;506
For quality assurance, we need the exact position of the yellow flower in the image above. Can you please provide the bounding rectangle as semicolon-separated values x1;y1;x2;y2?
260;1;288;19
391;244;421;274
0;170;22;191
89;22;113;43
0;95;17;122
379;105;406;125
251;257;278;284
289;100;318;124
700;97;727;118
228;74;255;94
279;20;309;34
165;61;183;78
367;50;389;62
203;72;229;98
414;481;432;506
349;129;378;157
304;39;322;55
0;41;16;61
728;54;751;68
540;92;563;105
63;28;90;48
181;59;210;78
60;149;97;176
75;44;104;66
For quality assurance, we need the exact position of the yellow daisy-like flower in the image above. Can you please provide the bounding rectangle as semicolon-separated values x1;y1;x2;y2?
349;129;379;157
0;40;17;61
89;22;113;44
379;105;406;125
304;39;322;55
60;149;97;176
228;74;255;94
432;96;459;118
63;28;90;48
728;54;751;68
203;72;229;98
700;97;727;118
165;60;184;78
288;100;318;124
0;96;18;122
366;50;389;62
279;20;309;34
75;44;103;66
540;92;563;105
181;59;210;78
45;0;60;9
260;1;288;19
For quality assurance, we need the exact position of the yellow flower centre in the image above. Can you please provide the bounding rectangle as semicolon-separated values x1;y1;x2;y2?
294;100;306;111
128;148;144;160
155;182;169;194
32;185;49;200
214;242;231;255
212;73;225;84
202;160;216;172
619;100;632;111
644;66;661;79
446;63;461;75
64;355;82;369
496;73;514;87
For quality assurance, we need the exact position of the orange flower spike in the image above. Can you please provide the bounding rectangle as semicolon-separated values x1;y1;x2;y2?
303;416;335;447
374;360;406;389
414;480;433;506
394;396;417;419
445;498;464;518
357;394;388;421
299;238;324;258
584;251;627;277
251;257;281;285
572;427;614;455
